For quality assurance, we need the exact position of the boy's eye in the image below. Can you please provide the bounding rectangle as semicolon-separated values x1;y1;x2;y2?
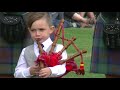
31;29;36;32
39;28;45;31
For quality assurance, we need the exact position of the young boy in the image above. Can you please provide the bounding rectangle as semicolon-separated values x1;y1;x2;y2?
14;12;67;78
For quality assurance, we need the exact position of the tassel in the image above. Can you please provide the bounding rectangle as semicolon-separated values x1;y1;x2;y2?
79;62;85;75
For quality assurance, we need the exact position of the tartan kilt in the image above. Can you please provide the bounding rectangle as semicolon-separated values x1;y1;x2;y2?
0;38;23;75
90;13;120;75
0;31;33;76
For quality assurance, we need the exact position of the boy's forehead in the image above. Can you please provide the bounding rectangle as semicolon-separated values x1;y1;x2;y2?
35;18;49;25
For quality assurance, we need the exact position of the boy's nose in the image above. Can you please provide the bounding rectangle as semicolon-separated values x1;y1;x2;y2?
35;30;40;36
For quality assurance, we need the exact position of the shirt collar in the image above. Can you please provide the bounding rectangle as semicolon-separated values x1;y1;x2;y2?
42;37;53;50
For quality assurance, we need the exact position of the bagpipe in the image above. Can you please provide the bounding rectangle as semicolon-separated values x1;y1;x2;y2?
35;19;87;77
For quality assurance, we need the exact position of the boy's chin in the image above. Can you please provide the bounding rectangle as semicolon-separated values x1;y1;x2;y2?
36;40;42;43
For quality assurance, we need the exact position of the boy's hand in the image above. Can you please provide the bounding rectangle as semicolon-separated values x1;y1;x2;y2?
39;67;52;78
30;65;40;76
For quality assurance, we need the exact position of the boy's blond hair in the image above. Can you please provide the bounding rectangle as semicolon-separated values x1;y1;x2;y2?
26;12;52;28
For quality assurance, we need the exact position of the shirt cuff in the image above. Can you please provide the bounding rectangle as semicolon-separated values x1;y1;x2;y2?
49;65;66;77
49;67;57;77
22;67;33;78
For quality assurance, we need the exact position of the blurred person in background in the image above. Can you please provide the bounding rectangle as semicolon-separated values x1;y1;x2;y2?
90;12;120;78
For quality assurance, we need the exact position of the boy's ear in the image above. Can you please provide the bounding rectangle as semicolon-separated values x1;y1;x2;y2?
50;26;55;34
28;27;30;31
28;28;31;33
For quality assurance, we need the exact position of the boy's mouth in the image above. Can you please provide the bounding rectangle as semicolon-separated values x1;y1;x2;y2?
36;38;42;42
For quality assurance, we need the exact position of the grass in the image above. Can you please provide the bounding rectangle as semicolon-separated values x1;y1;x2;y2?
58;27;105;78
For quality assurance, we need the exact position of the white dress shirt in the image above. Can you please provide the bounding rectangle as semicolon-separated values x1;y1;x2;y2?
14;37;67;78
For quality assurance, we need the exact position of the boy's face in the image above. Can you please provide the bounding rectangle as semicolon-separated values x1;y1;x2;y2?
28;18;54;43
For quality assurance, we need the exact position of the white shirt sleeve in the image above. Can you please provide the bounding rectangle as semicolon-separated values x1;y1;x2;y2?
14;48;32;78
49;44;67;77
